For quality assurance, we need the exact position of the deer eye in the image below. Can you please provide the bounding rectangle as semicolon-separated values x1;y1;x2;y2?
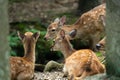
51;29;56;32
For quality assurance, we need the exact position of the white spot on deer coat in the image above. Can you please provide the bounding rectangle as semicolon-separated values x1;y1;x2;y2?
83;21;86;24
88;18;90;21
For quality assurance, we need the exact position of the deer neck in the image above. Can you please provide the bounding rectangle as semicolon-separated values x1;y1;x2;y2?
23;41;36;63
61;39;76;59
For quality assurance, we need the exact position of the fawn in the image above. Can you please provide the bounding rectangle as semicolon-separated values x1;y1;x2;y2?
96;14;106;50
45;3;106;51
96;36;106;50
51;29;105;80
10;31;40;80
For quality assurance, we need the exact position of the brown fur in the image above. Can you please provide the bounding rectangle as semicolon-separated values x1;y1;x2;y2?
98;37;106;47
52;30;105;80
45;4;106;51
52;30;76;59
66;49;105;80
10;32;40;80
96;36;106;50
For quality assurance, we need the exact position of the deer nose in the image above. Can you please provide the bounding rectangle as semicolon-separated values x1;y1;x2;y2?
96;44;101;50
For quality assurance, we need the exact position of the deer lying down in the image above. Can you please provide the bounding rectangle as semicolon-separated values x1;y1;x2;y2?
51;30;105;80
44;3;106;51
10;31;40;80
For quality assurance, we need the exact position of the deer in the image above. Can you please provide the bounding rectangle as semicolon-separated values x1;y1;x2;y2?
10;31;40;80
96;14;106;50
51;29;105;80
96;36;106;50
44;3;106;51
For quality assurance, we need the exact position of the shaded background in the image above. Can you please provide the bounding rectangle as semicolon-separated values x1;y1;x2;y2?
9;0;104;64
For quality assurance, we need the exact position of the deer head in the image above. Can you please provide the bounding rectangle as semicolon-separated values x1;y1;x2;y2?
17;31;40;56
51;29;67;51
44;16;66;40
51;29;75;58
18;31;40;42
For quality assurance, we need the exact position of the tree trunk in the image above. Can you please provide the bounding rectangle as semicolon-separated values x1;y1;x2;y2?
106;0;120;78
0;0;10;80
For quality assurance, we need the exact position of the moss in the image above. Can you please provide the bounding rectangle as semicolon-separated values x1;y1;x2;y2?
44;60;64;72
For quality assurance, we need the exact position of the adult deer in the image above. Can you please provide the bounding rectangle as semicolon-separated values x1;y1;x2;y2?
10;31;40;80
45;3;106;51
51;29;105;80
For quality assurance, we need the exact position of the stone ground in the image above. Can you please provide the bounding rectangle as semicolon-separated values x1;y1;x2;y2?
33;71;68;80
33;71;106;80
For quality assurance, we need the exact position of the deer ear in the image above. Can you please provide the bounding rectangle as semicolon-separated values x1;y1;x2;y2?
69;29;77;38
54;18;60;23
33;32;40;40
59;16;66;25
17;31;25;40
60;30;65;39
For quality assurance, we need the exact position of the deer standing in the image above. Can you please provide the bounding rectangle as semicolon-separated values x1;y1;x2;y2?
10;31;40;80
51;29;105;80
45;3;106;51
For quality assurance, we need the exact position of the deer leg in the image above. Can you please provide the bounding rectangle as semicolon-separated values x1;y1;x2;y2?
63;65;68;77
68;74;74;80
75;70;88;80
88;38;94;50
75;69;99;80
75;60;104;80
89;35;100;51
68;67;85;80
92;60;105;73
68;69;81;80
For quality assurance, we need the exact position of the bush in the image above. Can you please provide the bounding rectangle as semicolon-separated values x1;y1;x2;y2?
9;22;63;64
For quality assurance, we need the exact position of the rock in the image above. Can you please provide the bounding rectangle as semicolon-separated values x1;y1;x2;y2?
44;60;64;72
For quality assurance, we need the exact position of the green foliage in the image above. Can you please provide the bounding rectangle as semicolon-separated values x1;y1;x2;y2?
96;52;103;57
49;12;78;25
9;32;19;56
56;12;78;24
8;11;87;64
9;22;63;64
9;33;19;47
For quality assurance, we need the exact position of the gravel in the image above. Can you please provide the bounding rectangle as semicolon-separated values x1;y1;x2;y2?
33;71;68;80
33;71;106;80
